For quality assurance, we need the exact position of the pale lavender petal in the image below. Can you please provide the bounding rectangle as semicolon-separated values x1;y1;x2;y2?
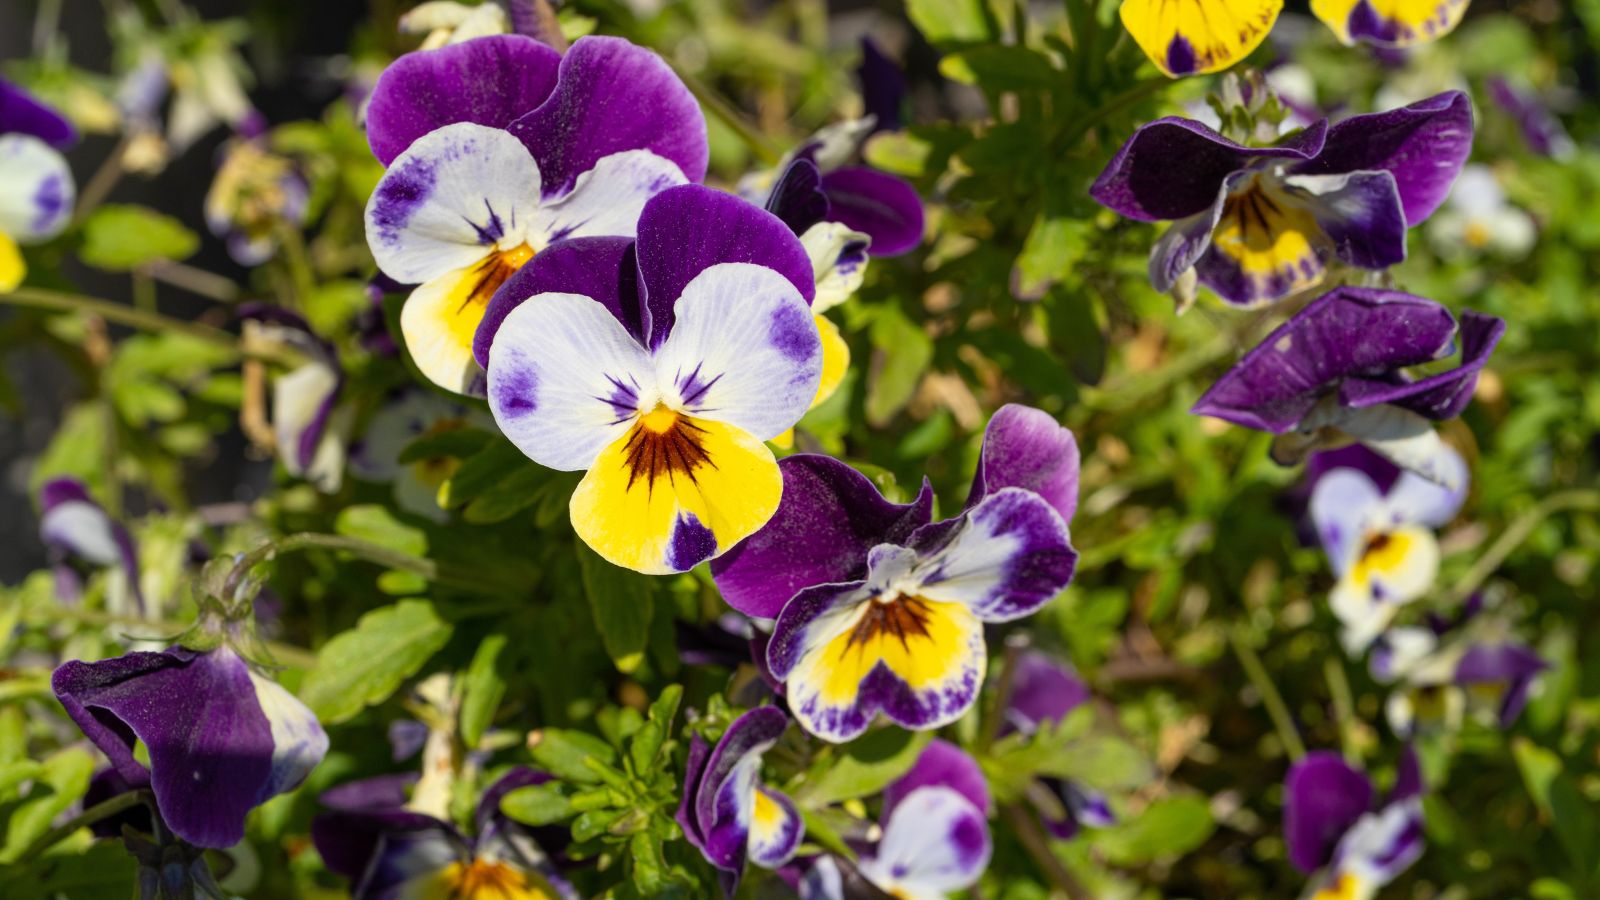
859;787;991;895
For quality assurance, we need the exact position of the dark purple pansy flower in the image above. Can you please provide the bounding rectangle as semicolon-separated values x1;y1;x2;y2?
1092;91;1472;308
312;767;576;899
1487;76;1575;160
676;707;805;896
38;477;144;614
1192;285;1503;489
52;645;328;849
239;305;349;492
1000;652;1116;839
712;404;1080;743
1284;749;1424;896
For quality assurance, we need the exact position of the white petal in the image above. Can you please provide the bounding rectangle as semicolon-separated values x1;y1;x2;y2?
1382;444;1467;528
247;671;330;800
528;150;686;243
800;222;870;314
859;787;991;898
0;135;74;241
1309;469;1386;576
40;501;121;566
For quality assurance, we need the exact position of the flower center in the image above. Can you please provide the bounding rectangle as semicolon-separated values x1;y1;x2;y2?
846;594;935;651
458;243;534;316
441;858;549;899
621;404;714;491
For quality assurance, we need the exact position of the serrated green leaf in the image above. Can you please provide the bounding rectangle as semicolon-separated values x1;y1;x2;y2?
0;746;95;863
298;599;453;723
501;782;574;826
577;544;655;674
79;204;199;270
460;633;510;749
800;728;932;806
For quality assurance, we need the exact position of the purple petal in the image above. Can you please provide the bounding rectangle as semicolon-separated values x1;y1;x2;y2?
766;158;830;236
1455;641;1549;728
691;707;789;870
1306;445;1404;497
311;806;450;883
635;185;816;349
1003;651;1090;736
356;826;473;899
857;37;906;133
84;768;154;838
1488;77;1574;159
474;236;643;368
1284;751;1375;874
1289;170;1408;270
710;454;933;620
861;787;991;894
1090;117;1328;222
365;35;561;166
1190;286;1460;433
747;784;804;868
1293;91;1473;225
52;647;276;848
1388;745;1424;804
676;734;715;854
1340;311;1505;421
0;77;77;149
319;773;419;813
883;739;991;819
508;36;707;199
967;404;1080;525
1148;202;1222;294
819;167;924;256
475;766;554;838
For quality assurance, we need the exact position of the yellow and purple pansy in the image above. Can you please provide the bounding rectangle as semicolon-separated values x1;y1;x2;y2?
240;304;351;493
1307;443;1467;651
1285;749;1425;900
312;768;575;899
362;33;707;394
53;643;329;849
0;77;77;292
1310;0;1468;50
1092;91;1472;308
1192;286;1504;489
712;404;1080;742
474;185;822;575
677;707;805;896
38;477;145;614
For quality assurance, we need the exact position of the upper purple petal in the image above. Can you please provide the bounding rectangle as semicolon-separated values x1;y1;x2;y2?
858;37;907;134
507;35;708;198
1293;90;1473;224
1284;751;1375;874
0;77;77;148
319;773;419;813
52;647;275;849
311;806;451;883
1455;641;1548;727
635;185;816;349
819;167;924;256
1003;650;1091;736
883;739;991;819
1191;286;1460;433
766;158;831;237
474;236;643;367
1090;117;1329;222
966;404;1080;525
711;454;934;619
676;733;715;854
365;35;561;166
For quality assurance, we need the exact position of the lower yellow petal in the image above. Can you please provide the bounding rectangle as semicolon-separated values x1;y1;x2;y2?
400;244;533;394
570;412;782;574
1209;177;1326;301
0;232;24;293
1120;0;1283;77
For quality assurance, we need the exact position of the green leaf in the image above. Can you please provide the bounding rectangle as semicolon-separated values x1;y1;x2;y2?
946;45;1060;92
629;830;667;894
398;427;495;465
1514;739;1598;870
629;684;682;774
1092;794;1214;866
298;599;454;724
0;840;140;900
531;729;619;785
0;760;43;804
501;782;574;826
1046;287;1107;387
577;544;655;673
27;404;106;497
462;464;561;524
439;439;533;509
865;305;933;427
79;204;199;270
460;633;511;749
334;504;428;557
0;746;95;863
800;728;932;806
907;0;992;45
1012;214;1091;300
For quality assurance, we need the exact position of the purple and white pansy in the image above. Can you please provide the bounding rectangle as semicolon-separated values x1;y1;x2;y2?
1285;749;1425;900
1002;651;1116;839
0;77;77;292
1192;286;1504;489
239;305;351;493
311;767;576;900
1091;91;1472;308
475;184;823;575
52;643;329;849
712;404;1080;742
38;477;145;614
349;387;490;521
362;34;707;394
1307;443;1468;652
677;707;805;895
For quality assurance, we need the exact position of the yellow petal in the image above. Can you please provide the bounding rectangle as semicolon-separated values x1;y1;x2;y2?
811;314;849;410
1208;177;1326;305
400;243;533;394
1311;0;1466;46
0;232;24;293
1119;0;1283;77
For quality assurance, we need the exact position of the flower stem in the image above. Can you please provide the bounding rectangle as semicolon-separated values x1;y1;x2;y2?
1444;489;1600;606
1228;624;1305;761
1058;76;1169;149
73;134;130;224
979;633;1028;751
220;532;518;602
1324;656;1358;763
0;286;293;364
16;789;152;863
1001;802;1092;900
46;606;318;669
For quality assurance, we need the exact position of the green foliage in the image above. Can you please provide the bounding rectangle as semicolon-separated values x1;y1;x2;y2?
78;204;199;271
298;599;454;723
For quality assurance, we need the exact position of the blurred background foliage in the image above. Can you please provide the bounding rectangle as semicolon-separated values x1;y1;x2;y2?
0;0;1597;897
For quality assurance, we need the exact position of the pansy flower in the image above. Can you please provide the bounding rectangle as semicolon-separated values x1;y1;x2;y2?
0;78;77;292
349;387;489;521
312;767;576;899
1426;164;1536;261
677;707;805;894
1307;442;1467;651
38;477;144;614
398;0;509;49
362;34;707;394
1118;0;1284;78
1001;651;1117;839
1371;603;1548;735
1310;0;1468;50
239;305;351;492
204;128;310;265
1091;91;1471;308
475;185;822;575
1284;749;1425;900
52;643;329;849
1192;286;1504;488
713;404;1080;742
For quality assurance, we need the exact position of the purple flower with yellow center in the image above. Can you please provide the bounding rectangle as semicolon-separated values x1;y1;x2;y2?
0;78;77;292
474;184;822;575
363;34;707;395
712;404;1080;742
312;768;576;900
239;305;350;492
1002;652;1116;839
52;643;329;849
1091;91;1472;308
1192;286;1504;489
677;707;805;894
1285;749;1425;900
38;477;145;613
1308;443;1466;651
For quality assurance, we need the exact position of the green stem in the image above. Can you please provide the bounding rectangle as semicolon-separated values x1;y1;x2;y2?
46;606;318;669
275;223;316;307
1324;656;1357;763
1228;624;1305;761
1001;803;1092;900
979;635;1027;751
72;134;130;224
17;789;152;863
221;532;517;602
676;68;782;166
1444;489;1600;606
141;260;242;303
